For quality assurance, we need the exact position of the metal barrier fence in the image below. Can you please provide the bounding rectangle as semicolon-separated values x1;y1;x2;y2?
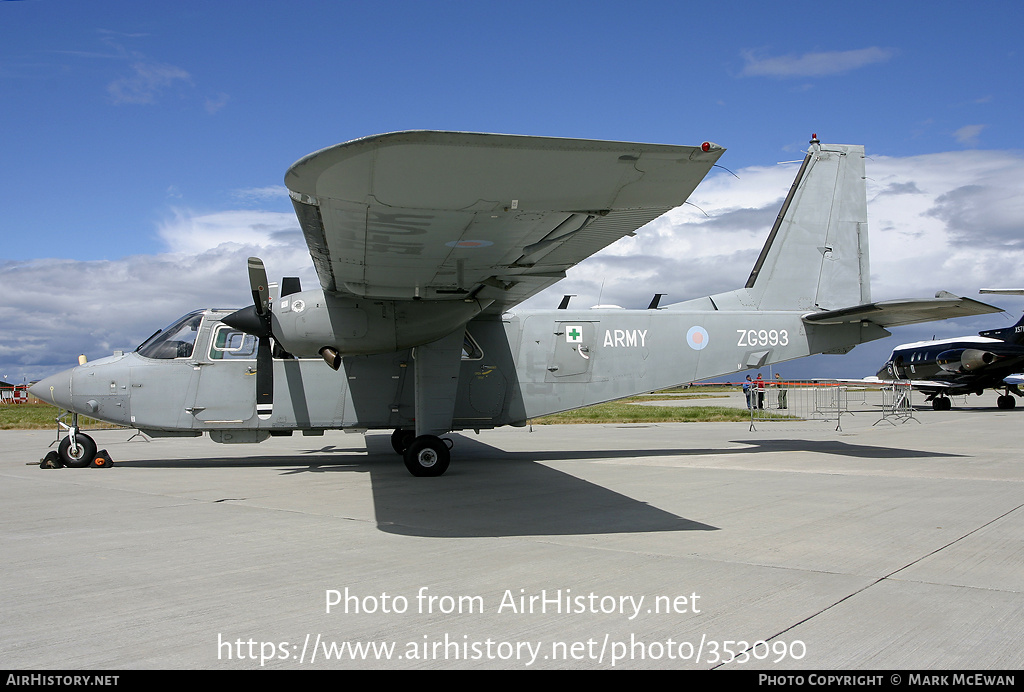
741;380;917;431
875;380;917;425
744;381;849;431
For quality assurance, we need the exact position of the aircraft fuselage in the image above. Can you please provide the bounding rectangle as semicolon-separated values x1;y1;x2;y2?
35;305;886;442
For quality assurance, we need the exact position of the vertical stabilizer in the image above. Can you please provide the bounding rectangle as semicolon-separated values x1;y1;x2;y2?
979;313;1024;344
682;137;870;312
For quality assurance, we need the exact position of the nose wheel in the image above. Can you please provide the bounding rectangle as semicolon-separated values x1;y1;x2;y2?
57;432;97;468
41;412;100;469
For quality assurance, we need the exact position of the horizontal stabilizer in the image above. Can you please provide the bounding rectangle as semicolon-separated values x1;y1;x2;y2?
802;291;1001;327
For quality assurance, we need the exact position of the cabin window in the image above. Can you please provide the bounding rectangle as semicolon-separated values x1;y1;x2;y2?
209;325;258;360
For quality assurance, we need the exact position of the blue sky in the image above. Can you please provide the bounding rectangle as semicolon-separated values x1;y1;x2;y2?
2;0;1023;384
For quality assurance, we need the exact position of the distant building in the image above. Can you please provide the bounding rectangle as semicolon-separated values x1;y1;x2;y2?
1;381;29;404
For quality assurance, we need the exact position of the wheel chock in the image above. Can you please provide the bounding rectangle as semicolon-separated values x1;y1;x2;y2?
39;451;62;469
91;450;114;469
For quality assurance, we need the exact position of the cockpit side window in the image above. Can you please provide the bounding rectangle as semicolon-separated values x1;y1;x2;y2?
136;311;204;360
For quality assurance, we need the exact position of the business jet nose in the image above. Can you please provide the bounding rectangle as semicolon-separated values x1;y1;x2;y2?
29;369;74;410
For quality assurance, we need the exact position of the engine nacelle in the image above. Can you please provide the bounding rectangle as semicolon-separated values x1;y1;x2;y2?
936;348;996;373
270;289;491;359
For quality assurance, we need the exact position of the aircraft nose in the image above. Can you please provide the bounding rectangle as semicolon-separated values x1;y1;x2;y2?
29;369;74;410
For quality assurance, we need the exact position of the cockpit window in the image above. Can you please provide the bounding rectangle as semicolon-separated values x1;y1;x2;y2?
136;311;204;360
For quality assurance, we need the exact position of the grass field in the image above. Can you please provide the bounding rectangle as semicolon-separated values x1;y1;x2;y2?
0;401;121;431
532;394;790;424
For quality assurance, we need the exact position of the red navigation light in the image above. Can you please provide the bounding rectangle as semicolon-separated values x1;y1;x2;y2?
701;142;711;152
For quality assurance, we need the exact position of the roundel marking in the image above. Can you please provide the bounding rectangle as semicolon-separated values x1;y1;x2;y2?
686;326;709;351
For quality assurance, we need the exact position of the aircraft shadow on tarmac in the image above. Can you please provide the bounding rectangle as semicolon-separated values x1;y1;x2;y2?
732;439;965;459
109;433;963;538
120;435;715;538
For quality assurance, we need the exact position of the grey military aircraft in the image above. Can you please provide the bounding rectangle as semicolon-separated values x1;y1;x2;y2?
31;131;998;475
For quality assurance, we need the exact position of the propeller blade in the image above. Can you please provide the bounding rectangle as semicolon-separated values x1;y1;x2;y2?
247;257;270;315
255;334;273;420
227;257;279;420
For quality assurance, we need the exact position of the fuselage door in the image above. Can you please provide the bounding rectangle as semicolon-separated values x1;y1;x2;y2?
188;323;257;423
891;354;906;379
546;321;596;382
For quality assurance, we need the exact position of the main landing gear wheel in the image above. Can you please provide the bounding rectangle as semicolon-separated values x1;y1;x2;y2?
403;435;451;477
997;395;1016;409
931;397;952;411
58;433;97;468
391;428;416;455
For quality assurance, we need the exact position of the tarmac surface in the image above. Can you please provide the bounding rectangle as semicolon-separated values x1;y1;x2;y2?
3;392;1023;670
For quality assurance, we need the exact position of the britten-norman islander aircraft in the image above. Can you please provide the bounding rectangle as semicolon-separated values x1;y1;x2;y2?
31;132;998;475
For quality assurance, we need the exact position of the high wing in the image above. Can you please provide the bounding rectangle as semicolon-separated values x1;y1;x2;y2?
285;131;724;313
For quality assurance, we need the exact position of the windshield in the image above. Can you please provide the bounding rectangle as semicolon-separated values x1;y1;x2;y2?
136;311;204;360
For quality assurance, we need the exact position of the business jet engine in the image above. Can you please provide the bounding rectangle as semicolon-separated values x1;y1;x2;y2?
936;348;997;373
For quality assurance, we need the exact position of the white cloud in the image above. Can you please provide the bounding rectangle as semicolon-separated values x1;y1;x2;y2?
157;209;300;254
231;186;290;204
740;47;895;78
107;61;192;105
205;92;230;114
953;124;987;146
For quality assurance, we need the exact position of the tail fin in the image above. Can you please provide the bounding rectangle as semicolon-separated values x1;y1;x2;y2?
979;313;1024;344
679;137;870;312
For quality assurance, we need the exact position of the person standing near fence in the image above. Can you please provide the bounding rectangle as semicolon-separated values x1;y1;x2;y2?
775;373;788;409
756;373;765;409
743;375;753;409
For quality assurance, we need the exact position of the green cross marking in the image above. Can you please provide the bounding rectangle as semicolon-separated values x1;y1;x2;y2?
568;327;581;341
